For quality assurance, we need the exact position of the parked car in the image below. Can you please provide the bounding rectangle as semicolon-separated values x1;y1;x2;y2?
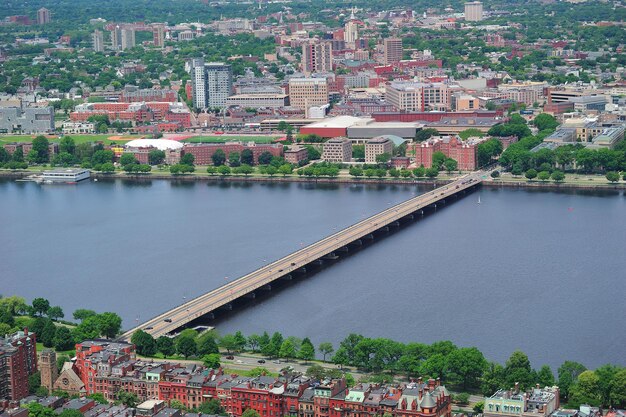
257;359;266;364
225;355;234;360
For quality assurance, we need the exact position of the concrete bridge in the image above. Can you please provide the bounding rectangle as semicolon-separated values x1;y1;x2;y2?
118;172;484;341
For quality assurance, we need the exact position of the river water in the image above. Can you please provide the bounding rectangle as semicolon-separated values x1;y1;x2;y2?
1;178;624;370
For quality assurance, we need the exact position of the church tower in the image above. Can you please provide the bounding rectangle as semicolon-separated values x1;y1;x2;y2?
39;349;58;393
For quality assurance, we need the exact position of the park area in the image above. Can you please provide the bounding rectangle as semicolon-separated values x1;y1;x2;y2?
0;134;137;145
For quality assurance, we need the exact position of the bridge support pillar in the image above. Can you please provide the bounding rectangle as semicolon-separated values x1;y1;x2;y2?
262;284;272;291
223;304;233;311
245;292;256;299
380;226;390;232
392;221;400;227
353;239;362;246
364;234;374;240
299;267;307;273
280;274;292;280
338;246;349;252
314;259;324;265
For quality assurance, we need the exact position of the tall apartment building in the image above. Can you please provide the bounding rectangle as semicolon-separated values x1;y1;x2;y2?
92;30;104;52
344;20;359;44
153;25;165;48
322;137;352;162
302;41;333;74
111;25;122;50
36;7;51;24
190;59;233;109
121;28;136;50
464;1;484;21
386;82;451;112
384;38;403;65
365;136;394;163
288;78;329;110
0;330;38;401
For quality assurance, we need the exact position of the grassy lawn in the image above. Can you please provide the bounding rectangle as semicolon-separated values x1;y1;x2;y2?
0;134;135;145
36;342;75;357
182;135;280;144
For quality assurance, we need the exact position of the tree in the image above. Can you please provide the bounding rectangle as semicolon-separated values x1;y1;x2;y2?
491;170;500;179
92;150;114;165
444;158;458;173
538;170;551;181
481;362;505;396
611;368;626;408
12;147;24;163
569;370;601;407
376;153;391;164
525;169;538;180
551;170;565;182
59;137;76;155
415;128;439;142
0;296;28;315
425;167;439;178
266;165;277;176
148;149;166;165
32;298;50;316
233;331;247;352
177;335;198;359
298;338;315;362
72;316;101;342
59;410;84;417
73;309;96;321
229;152;241;167
606;171;620;182
595;364;619;407
473;401;485;414
47;306;64;320
169;400;186;411
199;399;226;416
26;401;56;417
413;166;425;178
181;153;195;166
40;320;57;348
246;334;262;352
53;326;74;351
458;128;484;140
533;113;559;131
279;339;297;360
120;153;138;166
218;165;231;176
198;333;220;356
258;151;273;165
504;351;534;390
306;364;327;380
156;336;175;358
431;151;447;170
131;330;157;356
212;149;226;166
241;410;261;417
278;164;293;176
219;334;239;353
537;365;555;387
477;139;504;167
98;312;122;338
448;347;488;390
558;361;587;400
117;391;139;407
238;164;254;176
31;136;50;163
241;149;254;165
203;353;221;369
100;162;115;173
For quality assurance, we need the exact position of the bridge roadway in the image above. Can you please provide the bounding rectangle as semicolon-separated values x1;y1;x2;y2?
118;172;484;341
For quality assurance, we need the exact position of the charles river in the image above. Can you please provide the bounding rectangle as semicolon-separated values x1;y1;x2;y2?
1;178;625;370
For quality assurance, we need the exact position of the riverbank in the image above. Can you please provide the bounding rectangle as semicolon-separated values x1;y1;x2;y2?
1;168;625;190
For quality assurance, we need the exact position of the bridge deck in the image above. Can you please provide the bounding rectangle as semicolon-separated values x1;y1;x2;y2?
118;173;483;341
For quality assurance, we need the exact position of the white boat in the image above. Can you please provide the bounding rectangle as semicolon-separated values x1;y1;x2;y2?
477;195;481;204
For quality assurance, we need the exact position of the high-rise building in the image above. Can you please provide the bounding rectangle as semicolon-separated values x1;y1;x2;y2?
0;329;38;401
121;28;136;50
36;7;51;24
302;41;333;74
384;37;403;65
153;25;165;48
190;59;233;109
386;81;451;111
39;349;58;393
111;25;122;50
92;30;104;52
288;78;329;110
344;20;359;44
464;1;484;21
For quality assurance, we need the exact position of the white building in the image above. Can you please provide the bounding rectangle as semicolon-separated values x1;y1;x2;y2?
465;1;484;21
190;59;233;109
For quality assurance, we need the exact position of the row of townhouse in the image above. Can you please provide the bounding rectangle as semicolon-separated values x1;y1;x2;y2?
54;341;451;417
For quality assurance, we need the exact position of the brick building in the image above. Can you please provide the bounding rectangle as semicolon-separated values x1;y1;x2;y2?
411;136;484;171
182;143;283;165
322;138;352;163
284;145;309;164
365;136;394;163
0;330;38;401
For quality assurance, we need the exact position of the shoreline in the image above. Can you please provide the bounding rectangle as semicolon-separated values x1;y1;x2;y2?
1;169;625;191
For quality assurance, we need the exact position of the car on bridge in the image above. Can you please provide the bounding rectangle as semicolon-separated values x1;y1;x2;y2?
164;318;172;323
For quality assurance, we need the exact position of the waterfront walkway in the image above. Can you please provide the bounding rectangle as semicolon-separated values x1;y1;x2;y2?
118;172;484;341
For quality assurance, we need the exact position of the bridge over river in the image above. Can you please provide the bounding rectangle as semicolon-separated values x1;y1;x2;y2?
118;172;485;341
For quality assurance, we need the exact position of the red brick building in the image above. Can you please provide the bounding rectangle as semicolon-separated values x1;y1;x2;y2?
182;143;283;165
0;329;38;401
411;136;482;171
231;376;285;417
74;340;135;395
